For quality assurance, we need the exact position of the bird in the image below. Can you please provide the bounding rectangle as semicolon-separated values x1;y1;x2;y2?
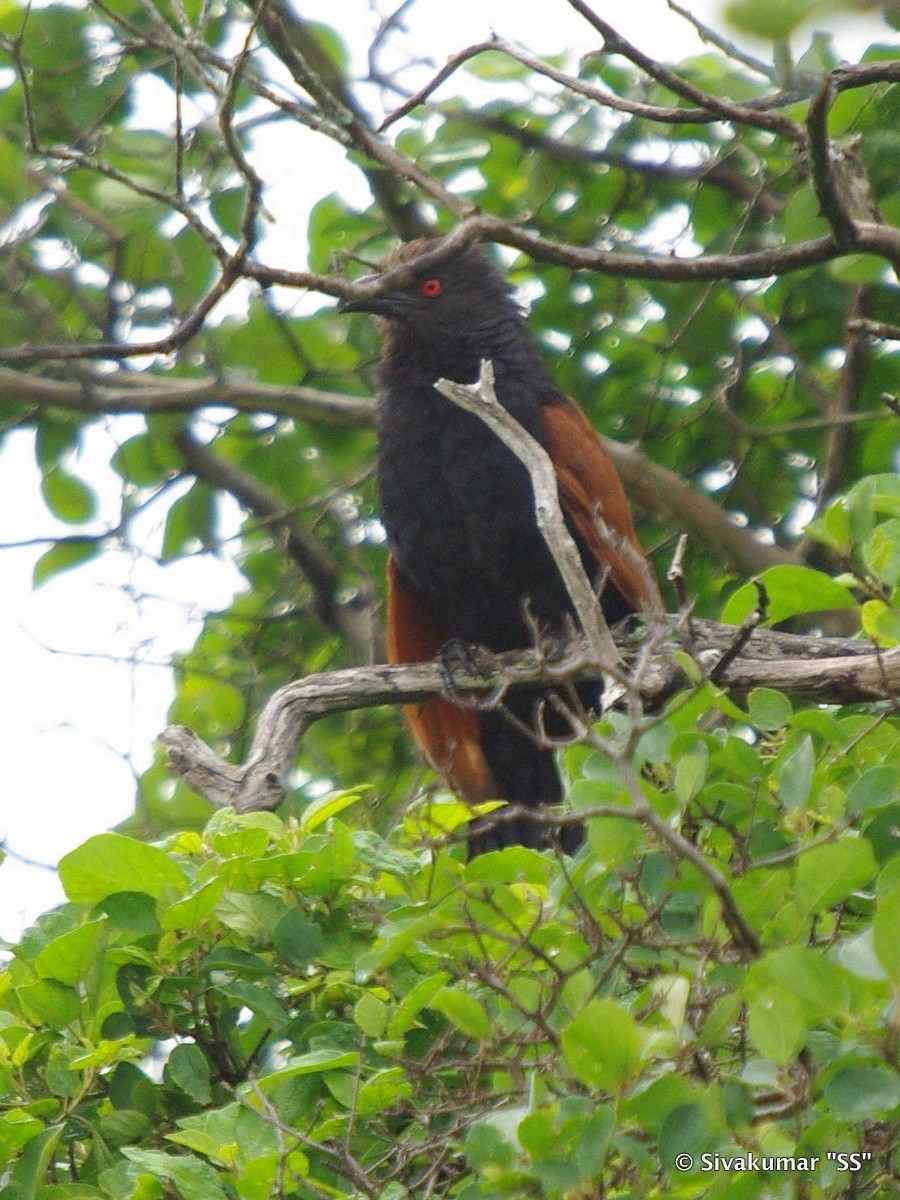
339;239;661;854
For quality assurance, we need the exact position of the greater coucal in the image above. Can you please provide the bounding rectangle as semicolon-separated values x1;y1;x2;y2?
339;239;660;852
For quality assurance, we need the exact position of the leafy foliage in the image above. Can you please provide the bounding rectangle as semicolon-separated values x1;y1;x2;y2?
0;0;899;1195
1;681;898;1198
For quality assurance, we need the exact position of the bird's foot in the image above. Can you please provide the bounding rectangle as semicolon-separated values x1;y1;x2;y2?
436;638;495;700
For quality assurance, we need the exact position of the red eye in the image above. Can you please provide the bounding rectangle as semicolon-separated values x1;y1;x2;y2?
420;278;443;298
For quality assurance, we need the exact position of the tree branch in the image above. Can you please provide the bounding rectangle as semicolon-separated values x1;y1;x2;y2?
442;111;783;217
807;77;858;250
249;0;432;238
601;439;802;574
664;0;773;78
849;318;900;343
174;428;377;660
160;618;899;813
4;208;898;367
0;366;374;427
564;0;802;138
380;35;800;136
3;363;799;576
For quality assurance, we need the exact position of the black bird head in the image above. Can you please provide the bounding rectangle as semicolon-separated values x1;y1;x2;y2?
337;239;520;341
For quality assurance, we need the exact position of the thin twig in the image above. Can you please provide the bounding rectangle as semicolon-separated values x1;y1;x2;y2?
667;534;690;612
664;0;773;78
708;580;768;685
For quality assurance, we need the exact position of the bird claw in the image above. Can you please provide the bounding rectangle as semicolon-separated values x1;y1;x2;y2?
436;638;494;700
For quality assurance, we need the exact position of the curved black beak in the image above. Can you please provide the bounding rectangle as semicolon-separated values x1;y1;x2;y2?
336;272;387;316
336;294;376;315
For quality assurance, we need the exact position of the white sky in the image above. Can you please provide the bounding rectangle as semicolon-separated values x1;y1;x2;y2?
1;0;894;941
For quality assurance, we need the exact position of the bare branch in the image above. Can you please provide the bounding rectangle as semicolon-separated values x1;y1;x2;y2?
381;35;800;135
160;618;899;813
180;214;900;289
0;267;240;364
250;0;448;231
602;438;801;575
616;755;762;956
850;318;900;343
3;363;798;576
834;60;900;92
666;534;690;612
565;0;802;138
816;285;871;513
434;360;623;671
0;366;374;427
807;77;858;250
664;0;773;78
5;210;898;368
175;428;377;660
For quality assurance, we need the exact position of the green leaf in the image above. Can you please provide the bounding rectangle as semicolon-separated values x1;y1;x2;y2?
561;1000;641;1091
58;833;188;903
161;482;215;561
747;688;792;731
466;49;529;80
40;467;96;523
828;254;888;285
356;1067;412;1115
747;987;807;1064
777;734;815;810
254;1049;360;1089
15;980;80;1027
846;766;900;814
159;879;223;932
698;993;742;1049
164;1043;212;1105
806;498;851;551
387;972;450;1038
795;839;877;914
465;1119;518;1171
586;814;643;867
112;433;179;486
861;600;900;647
863;517;900;588
300;786;367;832
8;1124;65;1198
353;991;388;1038
122;1149;228;1200
674;747;708;806
782;184;831;243
32;538;100;587
823;1066;900;1121
874;885;900;981
657;1101;721;1168
725;0;819;40
746;948;850;1020
171;673;245;731
721;565;857;626
210;187;245;239
465;845;552;883
273;909;323;967
34;919;108;985
431;987;491;1039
